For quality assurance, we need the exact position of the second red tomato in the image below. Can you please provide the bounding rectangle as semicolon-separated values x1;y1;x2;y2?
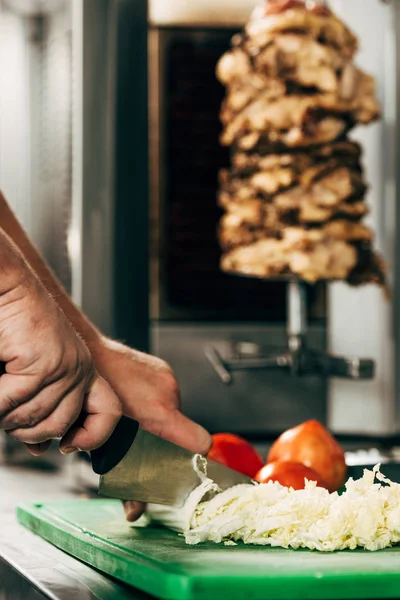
254;460;329;490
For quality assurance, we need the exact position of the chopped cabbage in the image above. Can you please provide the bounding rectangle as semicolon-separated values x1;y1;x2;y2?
147;462;400;551
146;454;221;532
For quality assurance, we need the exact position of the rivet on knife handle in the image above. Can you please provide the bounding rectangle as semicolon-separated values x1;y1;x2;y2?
91;416;139;475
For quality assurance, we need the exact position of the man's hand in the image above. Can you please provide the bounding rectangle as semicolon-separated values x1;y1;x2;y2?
90;337;212;522
0;192;210;521
0;232;122;452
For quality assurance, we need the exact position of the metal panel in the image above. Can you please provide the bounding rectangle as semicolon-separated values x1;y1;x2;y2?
0;461;147;600
328;0;398;435
70;0;117;335
153;323;326;435
33;5;73;291
0;559;48;600
148;0;258;27
112;0;150;350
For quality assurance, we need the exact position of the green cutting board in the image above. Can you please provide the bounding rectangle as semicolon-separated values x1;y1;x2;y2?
17;500;400;600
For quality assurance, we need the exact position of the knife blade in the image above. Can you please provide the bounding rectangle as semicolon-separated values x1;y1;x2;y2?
91;416;253;507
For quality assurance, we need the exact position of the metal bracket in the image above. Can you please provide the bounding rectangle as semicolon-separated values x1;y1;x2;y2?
205;280;375;384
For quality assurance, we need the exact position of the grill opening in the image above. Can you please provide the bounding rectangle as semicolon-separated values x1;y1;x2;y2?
153;29;326;323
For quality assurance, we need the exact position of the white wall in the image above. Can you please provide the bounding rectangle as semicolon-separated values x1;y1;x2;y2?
0;4;73;290
328;0;398;435
0;8;32;230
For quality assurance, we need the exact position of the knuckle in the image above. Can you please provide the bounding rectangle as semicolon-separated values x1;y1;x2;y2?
22;413;41;428
0;393;22;414
45;417;71;439
4;412;40;429
40;352;64;382
0;378;42;417
68;342;94;385
41;340;93;389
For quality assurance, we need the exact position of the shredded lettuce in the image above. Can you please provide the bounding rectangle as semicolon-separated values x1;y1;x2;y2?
147;462;400;551
186;464;400;550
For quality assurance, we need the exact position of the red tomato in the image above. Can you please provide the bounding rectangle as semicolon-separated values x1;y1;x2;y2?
207;433;264;478
254;460;329;490
267;420;347;492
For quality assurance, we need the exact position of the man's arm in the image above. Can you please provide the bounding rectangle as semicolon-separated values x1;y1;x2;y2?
0;190;101;348
0;190;211;522
0;223;122;452
0;190;211;457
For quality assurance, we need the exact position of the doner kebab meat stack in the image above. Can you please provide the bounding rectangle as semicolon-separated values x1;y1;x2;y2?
216;0;386;285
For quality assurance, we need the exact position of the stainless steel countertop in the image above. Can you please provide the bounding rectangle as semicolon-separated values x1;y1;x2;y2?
0;453;151;600
1;442;398;600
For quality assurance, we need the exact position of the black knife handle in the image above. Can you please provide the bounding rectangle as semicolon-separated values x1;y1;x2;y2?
91;415;139;475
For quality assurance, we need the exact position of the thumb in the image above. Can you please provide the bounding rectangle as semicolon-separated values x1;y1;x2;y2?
59;375;122;453
124;501;146;522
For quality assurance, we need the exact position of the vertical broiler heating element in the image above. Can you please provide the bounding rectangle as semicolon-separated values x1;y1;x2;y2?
216;0;386;286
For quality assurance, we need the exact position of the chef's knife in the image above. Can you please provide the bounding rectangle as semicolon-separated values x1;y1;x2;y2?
91;416;253;507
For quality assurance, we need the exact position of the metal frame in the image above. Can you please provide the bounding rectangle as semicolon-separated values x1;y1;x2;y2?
148;0;258;27
70;0;117;337
205;280;375;384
